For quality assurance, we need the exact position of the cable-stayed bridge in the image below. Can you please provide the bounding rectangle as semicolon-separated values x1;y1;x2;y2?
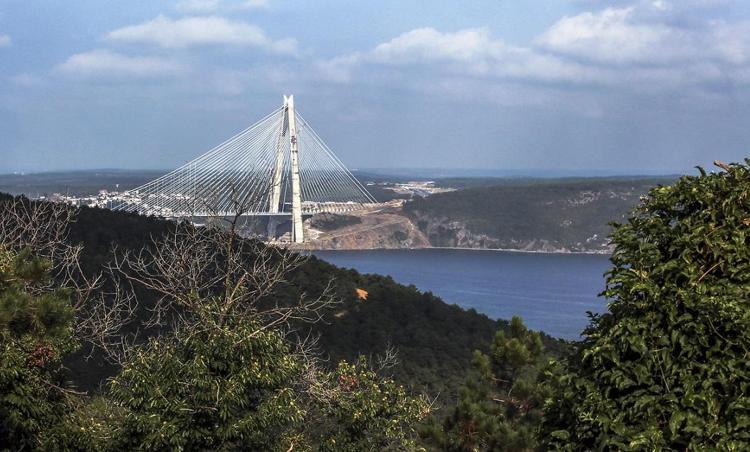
109;95;378;243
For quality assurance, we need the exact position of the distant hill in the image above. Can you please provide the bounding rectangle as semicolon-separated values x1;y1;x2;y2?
403;177;675;253
432;175;679;190
0;170;165;197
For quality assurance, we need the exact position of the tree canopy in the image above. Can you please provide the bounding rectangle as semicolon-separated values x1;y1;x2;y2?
541;161;750;449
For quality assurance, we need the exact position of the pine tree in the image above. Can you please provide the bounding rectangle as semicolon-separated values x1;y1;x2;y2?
426;316;545;451
0;247;76;448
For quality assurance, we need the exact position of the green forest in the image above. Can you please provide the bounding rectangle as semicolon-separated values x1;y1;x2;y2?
2;161;750;450
405;177;675;251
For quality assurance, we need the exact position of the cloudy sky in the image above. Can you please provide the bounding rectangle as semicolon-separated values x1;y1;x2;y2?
2;0;750;174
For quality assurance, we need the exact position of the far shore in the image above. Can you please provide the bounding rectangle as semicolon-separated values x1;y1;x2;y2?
297;245;612;256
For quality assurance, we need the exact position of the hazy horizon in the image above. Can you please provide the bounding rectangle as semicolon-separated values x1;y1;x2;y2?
0;165;686;179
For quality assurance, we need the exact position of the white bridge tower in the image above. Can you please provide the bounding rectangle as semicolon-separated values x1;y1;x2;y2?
269;95;304;242
111;94;377;243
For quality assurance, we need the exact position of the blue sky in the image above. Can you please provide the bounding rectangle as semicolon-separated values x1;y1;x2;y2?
2;0;750;174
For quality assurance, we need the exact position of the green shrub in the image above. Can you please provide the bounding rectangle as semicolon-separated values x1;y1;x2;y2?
308;358;429;451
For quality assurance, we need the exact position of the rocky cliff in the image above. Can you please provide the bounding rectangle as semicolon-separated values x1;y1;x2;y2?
406;210;611;253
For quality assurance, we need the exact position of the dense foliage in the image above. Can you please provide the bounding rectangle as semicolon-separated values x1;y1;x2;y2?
0;248;76;448
106;328;430;451
109;323;304;450
308;359;429;451
424;317;547;451
405;177;672;251
541;162;750;449
0;196;433;450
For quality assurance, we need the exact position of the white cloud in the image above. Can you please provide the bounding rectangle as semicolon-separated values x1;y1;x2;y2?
57;50;183;78
317;10;750;111
538;5;750;68
175;0;268;13
368;28;503;64
106;15;295;54
537;7;681;64
318;27;602;85
316;54;362;83
0;34;10;47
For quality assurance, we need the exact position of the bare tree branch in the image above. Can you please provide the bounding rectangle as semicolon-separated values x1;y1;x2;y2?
110;188;339;351
0;197;137;363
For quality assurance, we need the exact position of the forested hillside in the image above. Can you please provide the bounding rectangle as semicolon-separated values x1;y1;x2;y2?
0;193;565;401
404;177;674;252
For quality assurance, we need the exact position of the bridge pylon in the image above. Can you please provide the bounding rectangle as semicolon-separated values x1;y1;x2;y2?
110;95;378;243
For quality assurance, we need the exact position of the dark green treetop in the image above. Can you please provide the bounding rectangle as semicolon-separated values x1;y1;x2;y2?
0;248;77;449
108;321;305;451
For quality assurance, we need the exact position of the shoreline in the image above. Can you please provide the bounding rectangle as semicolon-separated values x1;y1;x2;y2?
303;245;612;256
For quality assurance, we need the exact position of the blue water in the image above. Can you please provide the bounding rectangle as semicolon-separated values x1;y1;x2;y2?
313;249;612;340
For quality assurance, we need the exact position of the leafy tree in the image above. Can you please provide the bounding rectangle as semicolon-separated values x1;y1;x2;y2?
307;358;430;451
103;213;430;450
0;247;76;448
425;316;545;451
47;395;124;451
541;161;750;449
108;322;304;451
107;323;431;451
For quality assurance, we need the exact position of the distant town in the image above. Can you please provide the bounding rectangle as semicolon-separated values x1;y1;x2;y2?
39;180;455;209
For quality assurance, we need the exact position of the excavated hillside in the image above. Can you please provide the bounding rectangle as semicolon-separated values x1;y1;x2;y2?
293;202;430;250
